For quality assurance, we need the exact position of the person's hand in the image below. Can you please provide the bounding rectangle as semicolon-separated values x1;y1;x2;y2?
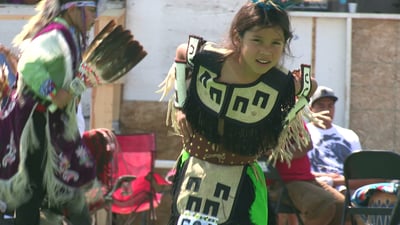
176;110;192;143
52;88;73;109
310;110;331;129
292;69;302;94
315;175;334;186
314;172;344;186
330;173;345;186
292;67;318;99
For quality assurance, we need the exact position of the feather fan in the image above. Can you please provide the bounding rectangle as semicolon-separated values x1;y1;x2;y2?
70;20;147;95
83;20;117;59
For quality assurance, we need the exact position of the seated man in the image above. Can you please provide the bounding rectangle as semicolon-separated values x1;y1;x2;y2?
268;86;385;225
306;86;362;192
267;126;350;225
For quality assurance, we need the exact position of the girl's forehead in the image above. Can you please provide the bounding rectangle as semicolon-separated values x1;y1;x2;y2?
246;26;284;38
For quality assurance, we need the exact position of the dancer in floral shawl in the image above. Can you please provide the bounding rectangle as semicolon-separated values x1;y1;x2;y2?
0;1;98;224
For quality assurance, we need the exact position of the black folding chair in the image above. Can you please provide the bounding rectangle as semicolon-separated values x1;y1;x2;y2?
0;212;14;225
390;191;400;225
341;150;400;225
260;160;304;225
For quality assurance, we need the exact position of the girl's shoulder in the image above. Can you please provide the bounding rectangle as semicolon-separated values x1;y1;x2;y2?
192;43;229;71
202;42;231;55
195;42;229;61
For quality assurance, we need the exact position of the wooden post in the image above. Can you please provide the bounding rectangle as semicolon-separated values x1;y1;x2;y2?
90;8;126;130
90;7;127;225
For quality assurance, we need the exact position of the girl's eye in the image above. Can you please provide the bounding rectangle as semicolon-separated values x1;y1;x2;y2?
272;41;283;46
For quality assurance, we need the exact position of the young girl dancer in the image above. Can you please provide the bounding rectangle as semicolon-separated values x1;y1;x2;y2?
158;0;318;224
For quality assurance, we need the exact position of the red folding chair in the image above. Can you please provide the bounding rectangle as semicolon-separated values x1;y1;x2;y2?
112;133;171;225
83;128;135;225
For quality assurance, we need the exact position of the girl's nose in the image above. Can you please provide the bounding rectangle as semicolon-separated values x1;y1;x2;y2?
259;49;271;56
259;45;272;56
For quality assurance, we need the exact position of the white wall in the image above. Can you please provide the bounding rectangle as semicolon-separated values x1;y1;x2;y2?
314;17;348;127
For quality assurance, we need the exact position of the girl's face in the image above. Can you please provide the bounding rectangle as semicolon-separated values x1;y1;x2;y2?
69;6;97;34
238;26;285;76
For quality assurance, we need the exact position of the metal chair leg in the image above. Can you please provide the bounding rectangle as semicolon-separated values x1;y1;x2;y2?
389;187;400;225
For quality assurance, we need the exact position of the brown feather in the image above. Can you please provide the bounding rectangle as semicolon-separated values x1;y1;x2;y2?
82;20;117;62
81;20;147;85
84;25;125;63
95;40;147;82
94;30;133;65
